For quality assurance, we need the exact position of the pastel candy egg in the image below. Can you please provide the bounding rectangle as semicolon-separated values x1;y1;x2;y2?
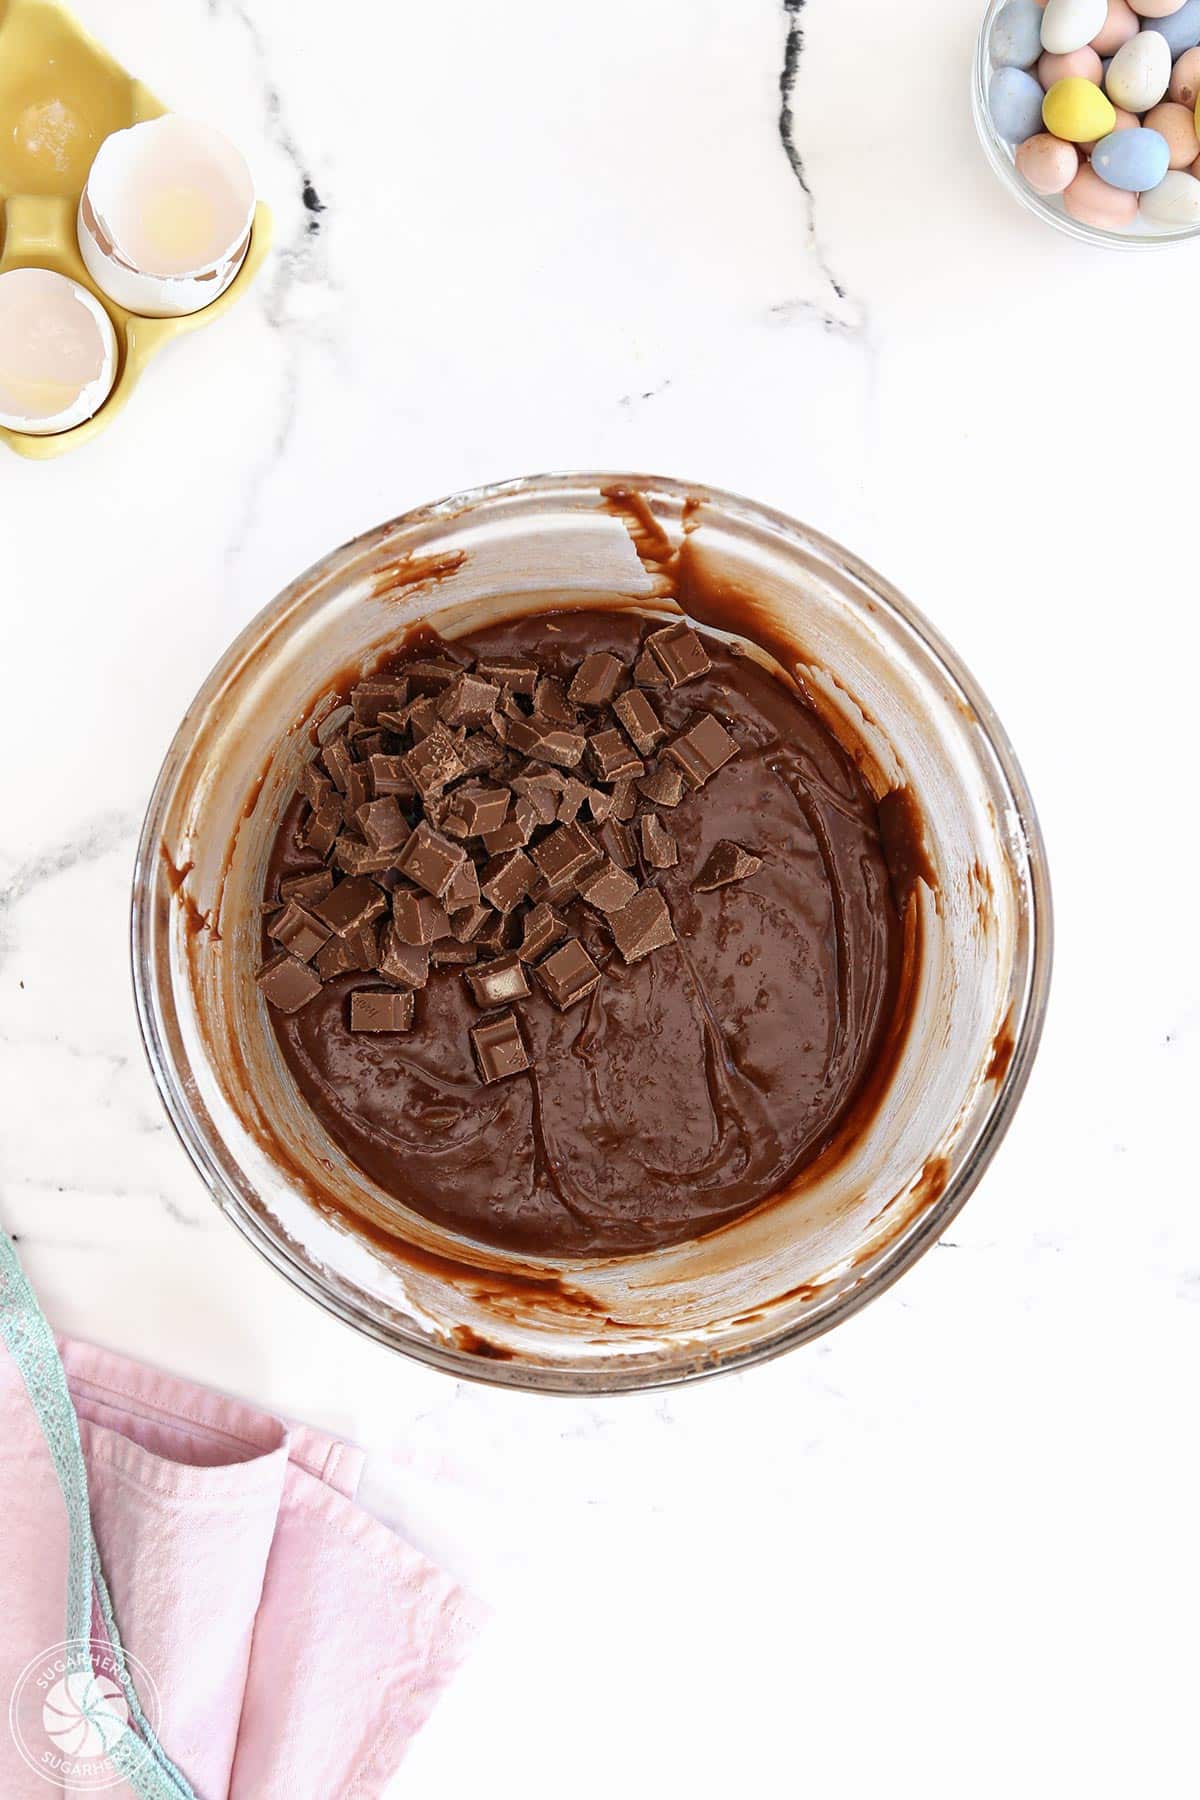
1138;165;1200;219
1143;0;1200;56
1063;161;1140;219
1142;100;1200;165
1015;131;1081;188
1192;151;1200;173
1090;0;1140;54
1137;0;1190;14
1038;45;1104;82
993;0;1047;65
1090;123;1171;184
1169;44;1200;105
990;66;1049;140
1080;104;1139;150
1105;29;1172;108
1041;0;1107;51
1043;74;1118;136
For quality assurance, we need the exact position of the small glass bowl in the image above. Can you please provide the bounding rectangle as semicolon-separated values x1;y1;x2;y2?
132;474;1052;1394
973;0;1200;249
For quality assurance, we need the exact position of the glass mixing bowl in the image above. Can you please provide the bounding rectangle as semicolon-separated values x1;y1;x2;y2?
132;473;1051;1393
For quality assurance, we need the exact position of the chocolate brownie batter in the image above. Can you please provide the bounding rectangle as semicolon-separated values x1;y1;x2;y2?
262;611;903;1257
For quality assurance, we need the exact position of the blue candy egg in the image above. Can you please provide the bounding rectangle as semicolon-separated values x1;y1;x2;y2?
989;66;1047;142
1145;0;1200;58
992;0;1045;67
1091;125;1172;188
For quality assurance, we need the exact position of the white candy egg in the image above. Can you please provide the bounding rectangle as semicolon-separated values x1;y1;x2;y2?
1040;0;1107;55
1105;29;1172;112
0;267;117;436
78;116;255;319
1138;167;1200;224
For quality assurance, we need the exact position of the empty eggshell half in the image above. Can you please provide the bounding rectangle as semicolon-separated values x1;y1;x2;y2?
0;268;118;436
78;116;255;319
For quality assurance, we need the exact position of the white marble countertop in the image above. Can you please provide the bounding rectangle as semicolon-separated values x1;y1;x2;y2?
2;1;1196;1793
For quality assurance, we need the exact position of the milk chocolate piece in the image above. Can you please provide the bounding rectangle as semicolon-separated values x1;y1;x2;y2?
476;657;539;695
439;672;500;727
637;765;685;808
332;835;397;876
315;935;357;980
613;688;666;755
444;858;481;914
404;723;467;799
367;754;413;800
268;901;332;962
483;796;538;855
350;988;414;1032
578;859;639;915
633;647;668;687
356;796;411;852
609;886;675;963
535;938;602;1009
378;924;430;988
694;841;763;891
664;715;738;787
345;764;371;815
302;799;343;856
279;869;335;905
568;651;623;707
598;818;637;869
405;657;461;694
313;876;388;937
396;821;467;898
640;813;678;869
351;678;408;726
586;729;643;784
257;951;323;1013
460;733;506;775
449;785;509;837
555;778;588;825
465;954;530;1008
646;622;711;687
611;778;638;821
351;729;388;760
344;919;382;969
506;719;587;769
585;787;614;823
518;902;568;962
478;909;520;953
511;773;561;825
481;849;536;913
392;885;452;944
432;940;479;966
451;902;494;943
470;1010;530;1083
532;675;576;725
531;821;601;892
300;762;335;811
321;736;355;795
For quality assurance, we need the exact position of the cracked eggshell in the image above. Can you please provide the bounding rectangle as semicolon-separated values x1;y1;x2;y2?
77;116;255;319
0;268;117;436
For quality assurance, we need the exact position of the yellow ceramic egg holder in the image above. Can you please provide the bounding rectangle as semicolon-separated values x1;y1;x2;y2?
0;0;272;459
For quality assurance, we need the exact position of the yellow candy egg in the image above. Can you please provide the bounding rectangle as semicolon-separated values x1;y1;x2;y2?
1043;75;1117;141
1080;105;1139;153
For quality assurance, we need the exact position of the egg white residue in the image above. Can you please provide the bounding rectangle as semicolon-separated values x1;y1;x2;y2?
0;268;118;436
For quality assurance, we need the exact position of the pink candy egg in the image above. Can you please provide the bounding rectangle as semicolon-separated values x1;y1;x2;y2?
1063;162;1139;223
1142;101;1200;168
1136;0;1184;13
1169;47;1200;110
1037;45;1104;85
1089;0;1139;55
1016;132;1081;191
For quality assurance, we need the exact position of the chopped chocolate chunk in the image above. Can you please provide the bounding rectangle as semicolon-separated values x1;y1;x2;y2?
332;835;398;876
345;764;371;815
351;729;389;760
532;675;576;725
279;868;335;905
483;710;509;744
470;1010;530;1083
663;714;738;787
613;688;666;755
302;798;343;856
378;924;430;988
499;688;527;723
568;651;623;708
609;886;675;963
405;657;461;695
518;902;568;962
257;951;323;1013
439;671;500;727
585;786;614;823
476;657;539;695
392;885;453;944
406;695;445;741
444;858;481;913
376;709;410;735
432;940;480;966
578;859;639;915
535;938;602;1009
312;876;388;938
451;902;494;943
460;732;507;775
315;935;357;980
478;909;520;952
321;736;356;795
483;796;538;855
350;988;414;1032
611;777;639;821
633;646;669;687
598;818;637;869
351;678;408;726
356;796;411;852
531;821;602;893
367;753;413;800
345;919;382;969
403;722;467;799
448;785;510;837
646;622;712;687
396;821;467;898
300;762;335;811
637;764;686;808
555;777;589;825
511;773;561;825
465;954;531;1008
481;849;536;913
640;813;678;869
587;729;645;784
268;901;332;962
694;841;763;891
506;719;587;769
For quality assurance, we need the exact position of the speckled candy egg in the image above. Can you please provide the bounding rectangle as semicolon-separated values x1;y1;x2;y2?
1139;166;1200;220
1138;0;1191;15
1063;160;1139;220
1037;45;1104;83
991;65;1050;140
1041;0;1108;51
1169;45;1200;106
993;0;1047;65
1015;131;1081;189
1090;123;1171;185
1146;0;1200;58
1105;29;1172;108
1090;0;1139;55
1043;73;1118;136
1142;100;1200;166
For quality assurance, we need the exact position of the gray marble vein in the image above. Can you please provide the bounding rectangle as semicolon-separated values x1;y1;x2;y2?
777;0;863;334
0;812;136;968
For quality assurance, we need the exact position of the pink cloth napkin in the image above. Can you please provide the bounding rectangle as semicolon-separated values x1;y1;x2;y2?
0;1336;483;1798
